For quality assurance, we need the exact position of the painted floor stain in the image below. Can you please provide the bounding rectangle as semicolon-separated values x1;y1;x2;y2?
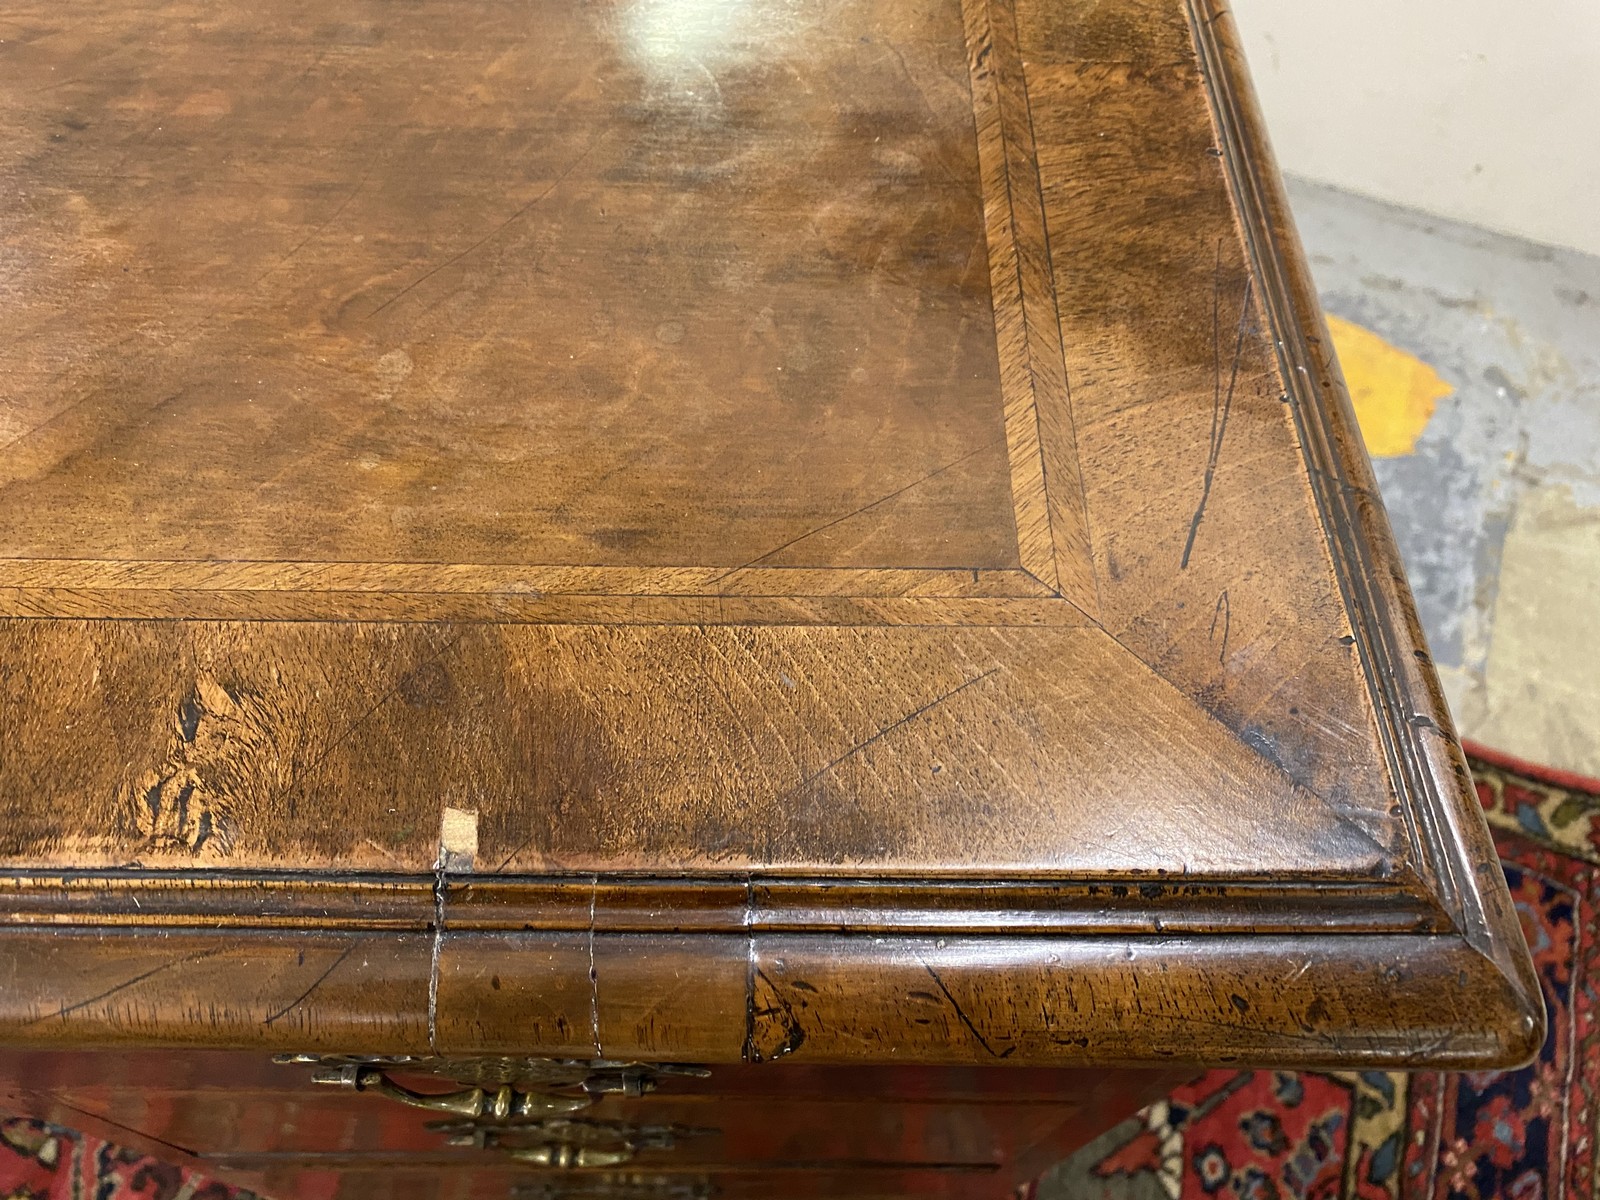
1326;313;1452;457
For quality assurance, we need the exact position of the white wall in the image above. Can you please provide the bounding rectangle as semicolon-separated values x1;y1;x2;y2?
1230;0;1600;258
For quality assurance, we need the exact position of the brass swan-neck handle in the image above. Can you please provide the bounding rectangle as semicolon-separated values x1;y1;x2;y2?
309;1063;593;1120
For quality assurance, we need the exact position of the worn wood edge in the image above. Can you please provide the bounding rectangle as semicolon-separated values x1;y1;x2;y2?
0;870;1451;936
746;932;1544;1070
0;928;1539;1068
1184;0;1543;1064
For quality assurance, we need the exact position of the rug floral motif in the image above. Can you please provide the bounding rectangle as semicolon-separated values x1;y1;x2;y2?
2;747;1595;1200
0;1117;255;1200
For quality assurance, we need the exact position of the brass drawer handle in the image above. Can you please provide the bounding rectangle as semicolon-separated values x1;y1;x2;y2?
508;1144;636;1169
434;1117;715;1168
275;1055;711;1123
309;1062;592;1120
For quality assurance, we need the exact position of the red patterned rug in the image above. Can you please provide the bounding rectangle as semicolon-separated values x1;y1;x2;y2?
2;746;1596;1200
0;1121;250;1200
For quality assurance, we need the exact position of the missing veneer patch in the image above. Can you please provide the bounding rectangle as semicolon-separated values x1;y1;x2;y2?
437;806;478;873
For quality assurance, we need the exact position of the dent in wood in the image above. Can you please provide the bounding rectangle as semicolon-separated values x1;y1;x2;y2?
747;969;807;1064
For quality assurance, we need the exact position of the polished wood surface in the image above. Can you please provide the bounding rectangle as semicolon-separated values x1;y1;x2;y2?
0;0;1383;880
0;0;1542;1193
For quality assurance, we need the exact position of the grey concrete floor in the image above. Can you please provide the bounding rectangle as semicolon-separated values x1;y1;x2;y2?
1291;178;1600;779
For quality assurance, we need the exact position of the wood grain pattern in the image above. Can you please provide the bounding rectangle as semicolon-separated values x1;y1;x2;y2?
1018;41;1397;834
0;0;1022;581
0;5;1546;1195
0;620;1397;875
963;0;1098;610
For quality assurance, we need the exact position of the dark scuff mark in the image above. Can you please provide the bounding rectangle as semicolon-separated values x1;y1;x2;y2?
589;527;653;551
1210;590;1231;663
264;942;357;1026
142;779;164;827
176;692;202;743
274;630;468;811
750;969;807;1062
1181;243;1255;569
191;807;214;854
397;660;453;707
920;960;1014;1059
1240;724;1283;770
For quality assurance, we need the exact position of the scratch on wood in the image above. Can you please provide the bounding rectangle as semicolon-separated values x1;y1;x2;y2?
713;437;1005;581
1181;242;1255;569
919;959;1014;1059
362;837;409;870
263;942;356;1026
250;153;377;287
494;833;537;873
783;666;1000;798
364;131;608;321
48;947;227;1021
1210;589;1231;663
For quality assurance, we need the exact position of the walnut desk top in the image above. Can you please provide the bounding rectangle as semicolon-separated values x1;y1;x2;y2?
0;0;1540;1077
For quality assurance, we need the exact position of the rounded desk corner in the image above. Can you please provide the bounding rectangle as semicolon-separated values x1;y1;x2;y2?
1471;947;1548;1073
1385;928;1548;1073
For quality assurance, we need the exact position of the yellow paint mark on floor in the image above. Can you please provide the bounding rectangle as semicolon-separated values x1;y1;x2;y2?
1326;314;1453;457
